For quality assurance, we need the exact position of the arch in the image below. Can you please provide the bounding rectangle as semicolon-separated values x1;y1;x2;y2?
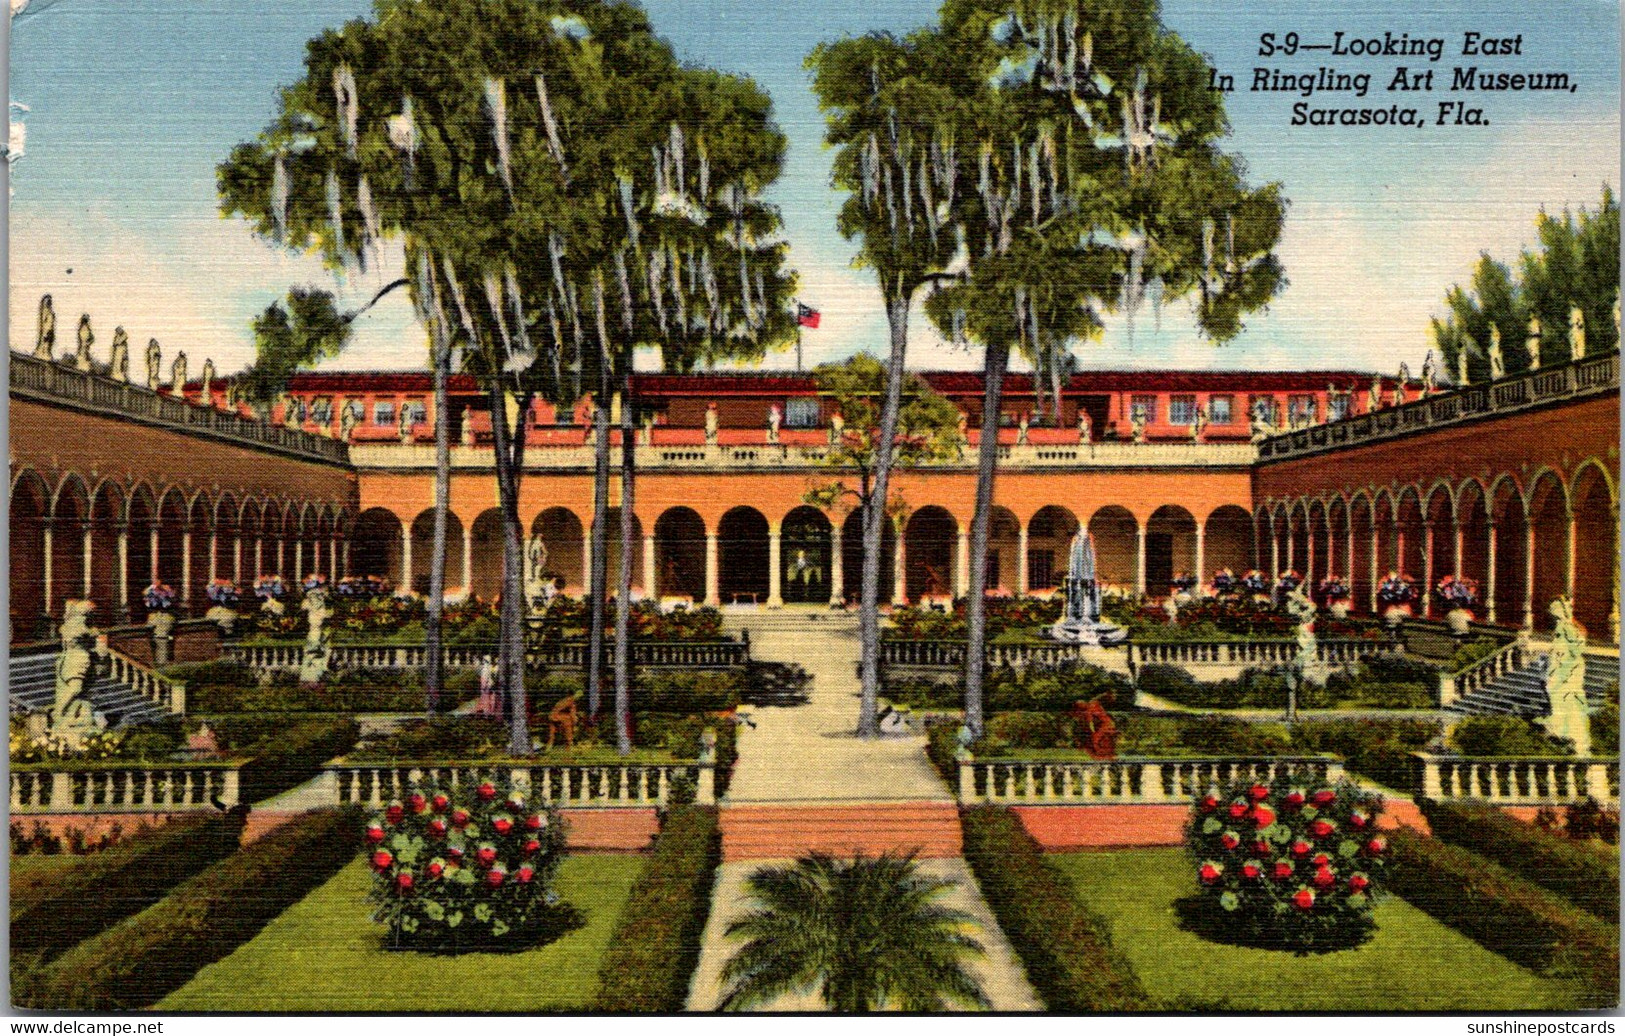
1204;504;1254;580
1491;483;1528;628
86;481;126;620
9;470;50;639
597;508;646;599
986;506;1021;594
468;509;506;601
718;506;770;603
352;508;405;587
1087;504;1139;593
1424;487;1456;618
1454;480;1490;617
1391;488;1425;591
903;505;957;601
1326;498;1350;591
840;508;895;606
154;488;188;598
1252;507;1273;579
1570;463;1617;638
1349;495;1375;613
48;475;90;622
531;508;586;594
655;507;707;602
1527;471;1569;631
780;505;832;605
1147;504;1197;594
409;508;468;599
1026;505;1079;592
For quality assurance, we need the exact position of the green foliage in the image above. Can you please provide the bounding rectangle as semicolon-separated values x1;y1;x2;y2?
1290;719;1441;791
593;806;721;1011
1450;716;1571;757
888;660;1128;712
236;286;351;406
1590;702;1618;757
1433;186;1620;381
887;595;1064;639
22;809;361;1011
229;715;360;803
169;661;478;713
1134;661;1436;711
719;852;989;1011
365;776;569;952
1185;778;1387;953
1418;798;1619;921
1384;828;1618;1007
960;806;1152;1011
638;669;741;712
10;811;248;964
1444;636;1508;674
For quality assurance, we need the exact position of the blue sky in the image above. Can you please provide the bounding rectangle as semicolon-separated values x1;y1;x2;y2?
8;0;1619;375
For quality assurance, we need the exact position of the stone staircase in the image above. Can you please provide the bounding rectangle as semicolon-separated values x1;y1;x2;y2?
1584;651;1619;707
719;801;964;861
1445;649;1620;718
8;650;172;728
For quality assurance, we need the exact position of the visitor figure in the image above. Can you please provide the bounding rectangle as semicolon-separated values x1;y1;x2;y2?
1569;305;1587;361
33;294;55;359
1190;406;1207;443
477;655;499;717
145;338;162;390
74;314;94;372
1488;326;1505;380
1526;313;1542;371
704;401;719;446
766;403;781;444
1130;404;1147;444
1249;399;1274;441
788;548;820;590
546;690;582;750
398;404;415;444
340;400;359;443
577;392;598;444
876;704;909;736
283;395;302;430
109;327;129;383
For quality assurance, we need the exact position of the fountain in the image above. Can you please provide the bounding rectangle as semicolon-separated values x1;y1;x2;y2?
1047;530;1126;645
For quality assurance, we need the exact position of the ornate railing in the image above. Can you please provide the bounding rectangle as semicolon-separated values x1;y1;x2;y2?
10;763;240;813
9;352;350;465
223;638;748;672
105;649;187;715
1437;640;1528;707
957;755;1345;804
1128;637;1397;672
324;761;714;809
350;439;1257;473
1258;354;1619;463
1416;754;1617;806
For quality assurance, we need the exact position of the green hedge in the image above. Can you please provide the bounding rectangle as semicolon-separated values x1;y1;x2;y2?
1289;718;1440;792
593;806;721;1011
960;806;1152;1011
224;716;360;804
1450;715;1570;756
11;809;248;964
22;808;362;1011
1135;662;1435;711
1385;828;1618;1007
168;662;479;714
889;663;1130;713
1418;798;1619;921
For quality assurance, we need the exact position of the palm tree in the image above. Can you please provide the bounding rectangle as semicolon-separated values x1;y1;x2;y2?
719;852;989;1012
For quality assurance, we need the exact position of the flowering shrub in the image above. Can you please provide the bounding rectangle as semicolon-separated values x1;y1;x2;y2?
886;596;1065;640
1240;570;1270;596
1187;777;1387;953
1209;569;1239;596
1274;571;1302;597
1169;571;1197;592
1376;572;1417;607
143;583;177;612
366;776;569;952
1316;575;1350;602
1434;575;1479;611
254;575;288;601
335;575;393;600
302;572;328;594
205;580;240;607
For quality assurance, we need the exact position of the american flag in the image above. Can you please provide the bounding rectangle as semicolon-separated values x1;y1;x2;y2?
796;303;821;329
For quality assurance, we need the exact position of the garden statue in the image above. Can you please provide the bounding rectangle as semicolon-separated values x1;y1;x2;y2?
546;691;581;750
1282;586;1326;722
340;400;359;443
1048;529;1125;645
1249;400;1275;442
698;726;719;762
1420;351;1437;395
1543;597;1590;756
641;413;655;447
170;350;187;396
1367;374;1382;411
1130;405;1147;444
704;401;719;446
283;395;302;430
954;723;976;762
299;582;333;683
477;656;499;716
49;601;108;751
108;327;129;383
1569;304;1587;361
1162;594;1180;623
398;405;414;444
829;409;845;445
33;294;55;359
1077;409;1091;443
199;358;215;406
204;598;238;636
956;411;968;441
1392;363;1408;406
73;314;94;372
1017;411;1030;445
187;722;222;757
1488;326;1505;380
1069;693;1118;760
145;338;162;390
526;536;549;613
1456;345;1470;387
766;403;781;444
1190;406;1207;442
1526;312;1542;371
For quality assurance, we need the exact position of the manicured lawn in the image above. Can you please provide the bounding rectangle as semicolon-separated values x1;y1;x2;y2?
161;853;643;1012
10;854;80;910
1053;848;1582;1011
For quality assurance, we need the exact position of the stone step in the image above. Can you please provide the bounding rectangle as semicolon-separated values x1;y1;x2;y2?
719;802;963;861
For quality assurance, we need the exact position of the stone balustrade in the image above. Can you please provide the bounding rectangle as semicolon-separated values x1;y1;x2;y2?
106;649;187;715
349;439;1257;473
1258;354;1619;463
222;638;748;672
324;761;715;809
1436;640;1527;707
1416;754;1618;806
9;351;349;465
957;755;1345;804
10;764;240;813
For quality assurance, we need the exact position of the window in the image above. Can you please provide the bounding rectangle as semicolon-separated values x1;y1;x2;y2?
1208;395;1234;424
785;398;820;428
1328;393;1351;421
1288;394;1317;423
1131;395;1157;424
1248;395;1279;425
309;396;333;424
374;400;396;426
1168;395;1198;425
403;398;428;425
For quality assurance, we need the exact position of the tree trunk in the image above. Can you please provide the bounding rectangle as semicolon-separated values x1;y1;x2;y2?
425;339;450;715
587;383;611;719
488;382;533;754
963;332;1011;737
857;293;912;738
614;365;636;755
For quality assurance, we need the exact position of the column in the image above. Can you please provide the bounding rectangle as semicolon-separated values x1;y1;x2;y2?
1367;524;1380;612
1523;521;1537;628
643;535;658;599
1017;521;1030;595
462;525;474;592
1345;521;1355;588
581;530;592;592
1565;508;1578;598
181;527;194;608
401;526;413;591
828;526;844;606
1303;523;1315;586
149;526;161;584
704;532;719;606
42;520;54;619
207;524;219;587
276;538;287;578
1453;517;1465;579
954;526;970;599
1485;520;1499;624
767;525;783;608
1284;522;1295;575
1135;524;1147;596
342;540;352;579
116;522;131;623
1420;521;1434;619
312;538;322;580
294;538;304;584
1269;522;1280;582
1194;524;1206;588
892;523;908;606
233;535;242;583
329;536;340;581
81;522;93;597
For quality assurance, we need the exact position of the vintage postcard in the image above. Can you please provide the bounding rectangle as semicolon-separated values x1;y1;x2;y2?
6;0;1620;1017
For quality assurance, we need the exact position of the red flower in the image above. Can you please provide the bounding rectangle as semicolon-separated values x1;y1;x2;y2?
476;845;498;867
385;804;404;826
1248;783;1270;802
1220;831;1240;850
1291;840;1312;857
1293;887;1316;910
446;845;465;862
477;782;497;801
1366;836;1387;855
526;814;546;831
1313;866;1336;889
1273;860;1294;880
1349;811;1369;829
505;794;526;812
1242;861;1262;880
523;838;541;855
427;818;447;838
1310;818;1336;838
493;817;513;836
516;865;535;884
451;809;471;828
1228;800;1249;819
395;872;414;893
1311;852;1330;868
431;793;450;813
1199;794;1219;812
1199;862;1223;884
1311;789;1336;806
365;824;386;845
1252;805;1276;830
485;867;505;888
1349;872;1370;891
371;849;393;871
408;793;427;814
1252;840;1271;856
1284;790;1306;809
426;861;444;879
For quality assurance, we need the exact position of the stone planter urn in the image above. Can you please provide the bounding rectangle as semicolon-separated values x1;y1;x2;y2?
204;604;239;636
1446;607;1474;635
1383;604;1411;628
1328;600;1351;620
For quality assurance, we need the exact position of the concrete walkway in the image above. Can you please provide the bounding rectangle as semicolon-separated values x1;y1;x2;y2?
686;613;1040;1012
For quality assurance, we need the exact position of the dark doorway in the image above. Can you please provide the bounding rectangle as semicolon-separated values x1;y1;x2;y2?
1146;533;1174;592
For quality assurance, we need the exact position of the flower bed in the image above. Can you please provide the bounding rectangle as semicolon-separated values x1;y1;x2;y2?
162;661;481;714
884;595;1064;641
887;661;1130;713
1134;658;1438;711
